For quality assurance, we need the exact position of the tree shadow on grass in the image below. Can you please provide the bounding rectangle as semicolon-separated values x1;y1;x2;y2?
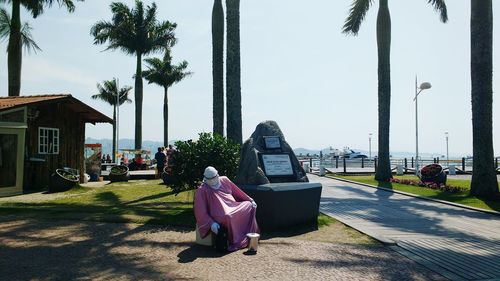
478;193;500;212
0;218;195;280
123;190;180;205
95;191;121;206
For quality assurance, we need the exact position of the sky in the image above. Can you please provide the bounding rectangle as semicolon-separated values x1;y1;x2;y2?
0;0;499;157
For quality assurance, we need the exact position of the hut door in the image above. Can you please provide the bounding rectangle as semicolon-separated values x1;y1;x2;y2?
0;128;25;196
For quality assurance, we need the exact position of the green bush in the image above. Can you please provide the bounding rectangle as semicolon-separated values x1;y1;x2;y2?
168;133;240;192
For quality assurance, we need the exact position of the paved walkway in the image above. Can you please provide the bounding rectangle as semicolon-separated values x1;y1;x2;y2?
310;174;500;281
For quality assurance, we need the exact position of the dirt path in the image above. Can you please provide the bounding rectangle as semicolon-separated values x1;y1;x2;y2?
0;218;446;280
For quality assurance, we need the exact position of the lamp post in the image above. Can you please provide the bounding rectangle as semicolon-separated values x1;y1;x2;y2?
369;133;373;160
114;78;127;164
414;76;432;175
445;131;449;166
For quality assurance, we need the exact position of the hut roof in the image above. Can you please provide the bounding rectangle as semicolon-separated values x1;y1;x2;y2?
0;94;113;124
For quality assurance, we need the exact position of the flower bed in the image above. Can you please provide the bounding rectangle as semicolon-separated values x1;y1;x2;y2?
389;178;467;193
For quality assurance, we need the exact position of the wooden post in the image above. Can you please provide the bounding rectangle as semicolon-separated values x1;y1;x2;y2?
309;158;312;168
361;157;364;168
462;157;466;172
411;157;414;168
374;158;378;172
437;157;439;164
343;157;347;173
404;158;408;168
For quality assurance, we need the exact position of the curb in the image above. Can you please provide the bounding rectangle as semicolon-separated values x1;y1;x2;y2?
315;173;500;217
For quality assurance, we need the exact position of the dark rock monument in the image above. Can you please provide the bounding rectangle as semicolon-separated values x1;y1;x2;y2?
235;120;308;185
236;121;322;230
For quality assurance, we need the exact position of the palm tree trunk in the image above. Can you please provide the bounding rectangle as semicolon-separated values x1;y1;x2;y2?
8;0;22;96
374;0;392;181
135;53;143;150
226;0;242;144
112;106;117;163
163;86;169;146
212;0;224;136
470;0;499;197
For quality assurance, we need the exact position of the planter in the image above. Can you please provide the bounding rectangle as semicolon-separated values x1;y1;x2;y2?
109;165;130;182
419;164;447;185
49;169;79;193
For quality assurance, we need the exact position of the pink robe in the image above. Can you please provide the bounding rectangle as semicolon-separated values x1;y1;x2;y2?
194;176;260;251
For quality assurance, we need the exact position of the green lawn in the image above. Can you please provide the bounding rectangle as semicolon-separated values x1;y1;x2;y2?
0;179;378;245
0;180;196;226
331;175;500;212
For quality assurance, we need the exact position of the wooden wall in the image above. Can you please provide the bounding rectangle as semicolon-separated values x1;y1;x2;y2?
23;103;86;190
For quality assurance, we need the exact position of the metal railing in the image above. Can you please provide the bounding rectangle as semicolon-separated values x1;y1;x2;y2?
299;156;494;174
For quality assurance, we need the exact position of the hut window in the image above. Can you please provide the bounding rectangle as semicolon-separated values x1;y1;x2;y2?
39;127;59;154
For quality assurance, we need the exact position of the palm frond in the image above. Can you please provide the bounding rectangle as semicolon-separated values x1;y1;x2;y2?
92;1;177;59
342;0;373;35
20;22;41;54
0;7;10;41
93;78;132;106
427;0;448;23
21;0;45;18
0;7;41;53
143;53;191;88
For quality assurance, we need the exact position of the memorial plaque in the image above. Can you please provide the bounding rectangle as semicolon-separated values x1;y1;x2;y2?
260;153;294;176
263;136;281;149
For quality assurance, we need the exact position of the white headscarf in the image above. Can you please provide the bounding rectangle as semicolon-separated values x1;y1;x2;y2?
203;166;221;189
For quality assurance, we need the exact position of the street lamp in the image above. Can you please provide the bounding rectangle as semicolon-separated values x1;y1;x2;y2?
445;131;449;166
414;76;432;175
114;78;127;164
369;133;373;159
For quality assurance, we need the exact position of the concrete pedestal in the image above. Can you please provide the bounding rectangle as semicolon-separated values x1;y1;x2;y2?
239;182;322;231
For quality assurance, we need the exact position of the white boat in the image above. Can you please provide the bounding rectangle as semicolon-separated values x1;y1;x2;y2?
330;147;368;159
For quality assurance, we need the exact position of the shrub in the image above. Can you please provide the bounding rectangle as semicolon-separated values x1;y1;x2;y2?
168;133;240;192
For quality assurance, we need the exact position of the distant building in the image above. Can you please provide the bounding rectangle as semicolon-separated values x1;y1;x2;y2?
0;94;112;197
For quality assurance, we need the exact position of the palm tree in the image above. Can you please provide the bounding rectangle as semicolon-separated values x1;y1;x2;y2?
0;7;41;53
226;0;242;144
91;0;177;151
470;0;499;197
143;50;192;146
343;0;448;181
0;0;82;96
91;78;132;163
212;0;224;136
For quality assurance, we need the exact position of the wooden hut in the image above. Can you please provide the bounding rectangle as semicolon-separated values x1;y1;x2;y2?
0;94;112;196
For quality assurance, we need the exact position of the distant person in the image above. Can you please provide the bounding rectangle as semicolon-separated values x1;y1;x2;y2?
154;147;166;178
165;145;176;174
135;155;145;169
106;154;111;163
